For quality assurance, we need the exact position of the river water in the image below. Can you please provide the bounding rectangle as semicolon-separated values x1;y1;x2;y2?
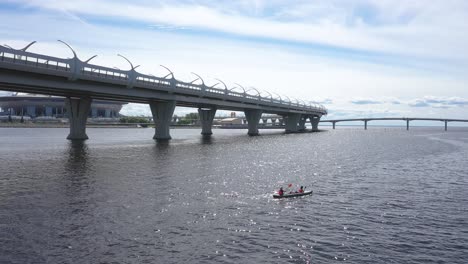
1;127;467;263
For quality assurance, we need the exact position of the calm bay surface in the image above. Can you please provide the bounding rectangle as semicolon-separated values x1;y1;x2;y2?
1;127;467;263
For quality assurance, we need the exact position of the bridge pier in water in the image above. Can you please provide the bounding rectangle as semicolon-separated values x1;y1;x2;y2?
298;115;307;131
445;120;448;131
65;97;92;140
244;109;263;136
311;116;320;131
198;107;217;135
364;120;368;130
406;120;410;130
285;114;301;133
150;100;176;140
332;121;336;129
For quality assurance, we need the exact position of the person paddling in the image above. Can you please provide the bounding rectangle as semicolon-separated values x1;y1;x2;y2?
278;187;284;196
298;186;304;193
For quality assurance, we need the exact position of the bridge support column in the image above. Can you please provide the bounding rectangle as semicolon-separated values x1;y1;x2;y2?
244;109;263;136
332;121;336;129
298;115;307;131
150;100;176;140
406;120;410;130
445;120;448;131
285;114;301;133
65;97;92;140
198;107;217;135
364;120;368;130
311;116;320;131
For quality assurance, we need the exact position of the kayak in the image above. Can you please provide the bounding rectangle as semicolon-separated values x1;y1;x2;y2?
273;190;313;199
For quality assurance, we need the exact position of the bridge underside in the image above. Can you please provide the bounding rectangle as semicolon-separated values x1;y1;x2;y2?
0;69;323;140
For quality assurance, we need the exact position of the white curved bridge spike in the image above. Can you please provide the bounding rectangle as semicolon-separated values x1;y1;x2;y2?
246;87;261;96
57;40;77;58
20;41;36;52
160;65;174;79
1;41;36;51
117;54;138;70
271;92;282;101
214;78;228;90
84;55;98;64
190;72;205;85
233;83;246;93
262;90;273;99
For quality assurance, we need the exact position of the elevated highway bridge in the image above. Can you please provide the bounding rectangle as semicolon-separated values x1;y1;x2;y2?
0;41;327;140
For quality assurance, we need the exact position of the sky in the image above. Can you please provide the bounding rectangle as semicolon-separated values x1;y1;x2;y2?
1;0;468;121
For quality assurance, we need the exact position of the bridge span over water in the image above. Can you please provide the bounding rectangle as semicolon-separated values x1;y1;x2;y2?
321;117;468;131
0;41;327;140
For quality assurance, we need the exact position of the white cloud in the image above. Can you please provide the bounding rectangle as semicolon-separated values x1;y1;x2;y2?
350;98;384;105
408;96;468;108
8;0;468;62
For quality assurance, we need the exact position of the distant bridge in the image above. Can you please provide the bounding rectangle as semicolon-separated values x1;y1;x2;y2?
320;117;468;131
0;41;327;140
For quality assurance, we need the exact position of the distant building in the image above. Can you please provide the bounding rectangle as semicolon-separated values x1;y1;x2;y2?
0;93;125;121
219;117;243;125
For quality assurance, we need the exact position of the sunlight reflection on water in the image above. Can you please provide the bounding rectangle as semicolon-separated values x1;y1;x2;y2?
0;127;468;263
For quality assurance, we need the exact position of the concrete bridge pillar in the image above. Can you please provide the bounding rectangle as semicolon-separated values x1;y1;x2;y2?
271;118;277;124
332;121;336;129
311;116;320;131
364;120;368;130
278;118;284;126
285;114;301;133
150;100;176;140
198;107;217;135
298;115;307;131
445;120;448;131
244;109;263;136
406;120;410;130
65;97;92;140
262;118;268;125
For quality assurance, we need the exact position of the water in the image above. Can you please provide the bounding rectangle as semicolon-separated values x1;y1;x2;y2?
1;127;467;263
